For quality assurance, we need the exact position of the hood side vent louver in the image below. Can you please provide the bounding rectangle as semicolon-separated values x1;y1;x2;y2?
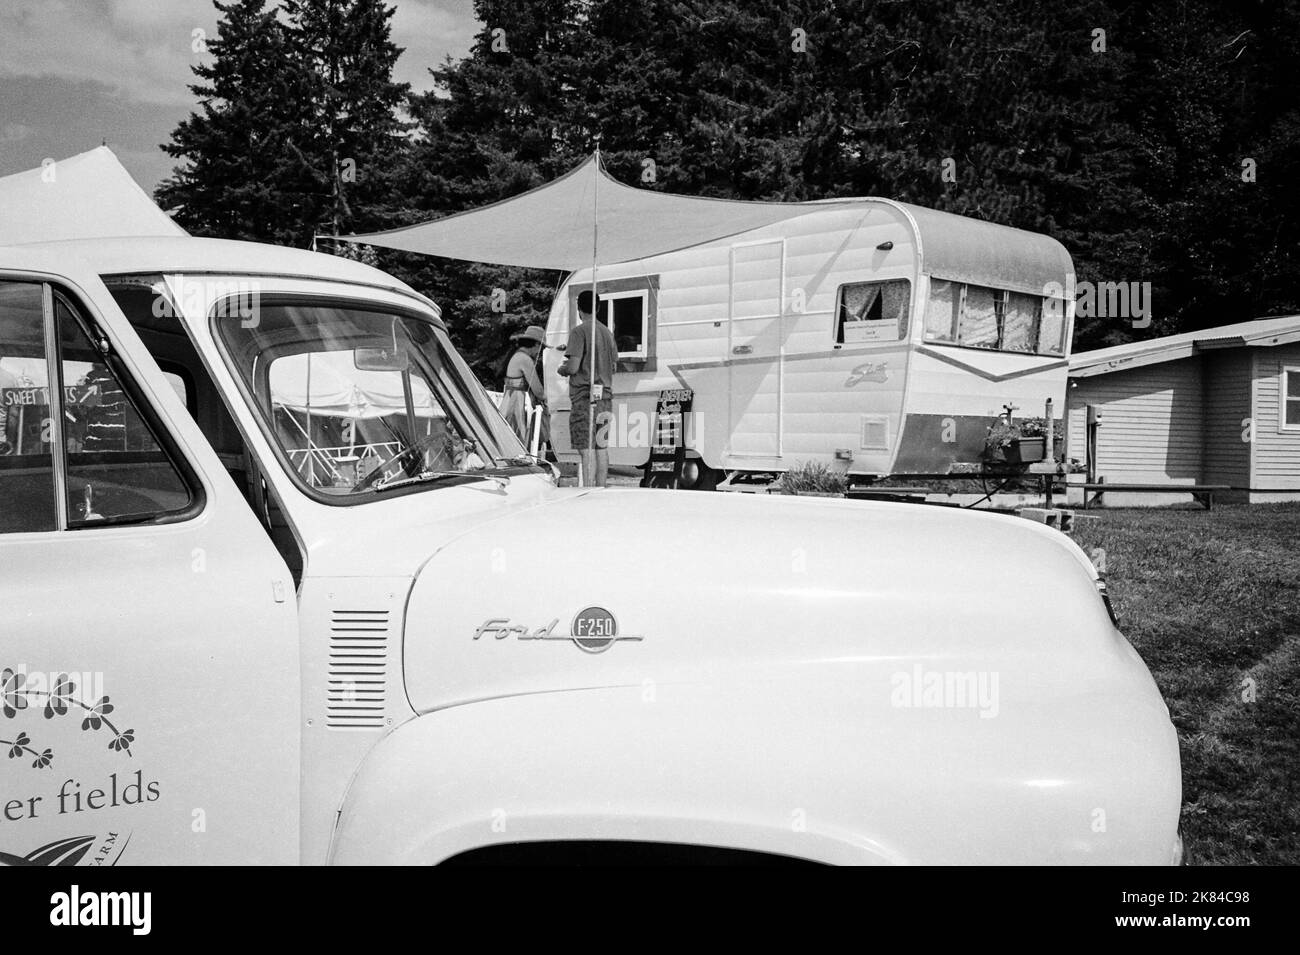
327;609;390;730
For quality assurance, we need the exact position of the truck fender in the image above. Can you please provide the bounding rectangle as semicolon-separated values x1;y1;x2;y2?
327;682;904;865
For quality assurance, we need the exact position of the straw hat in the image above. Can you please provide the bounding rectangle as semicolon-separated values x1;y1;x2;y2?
511;325;546;346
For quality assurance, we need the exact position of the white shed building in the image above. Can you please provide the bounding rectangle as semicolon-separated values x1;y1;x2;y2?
1067;316;1300;504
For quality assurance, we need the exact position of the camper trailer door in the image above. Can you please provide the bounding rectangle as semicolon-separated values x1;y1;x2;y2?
727;239;785;459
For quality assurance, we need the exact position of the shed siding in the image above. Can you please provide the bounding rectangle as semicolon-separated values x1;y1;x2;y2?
1251;345;1300;489
1202;351;1253;487
1068;357;1203;483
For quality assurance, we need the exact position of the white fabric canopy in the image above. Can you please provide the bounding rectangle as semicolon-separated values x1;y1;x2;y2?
343;152;841;270
269;351;441;419
0;147;185;246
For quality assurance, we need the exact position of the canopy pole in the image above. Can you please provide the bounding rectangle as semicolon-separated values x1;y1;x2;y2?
587;142;600;487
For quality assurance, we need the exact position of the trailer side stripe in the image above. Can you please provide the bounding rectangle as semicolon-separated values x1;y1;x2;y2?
913;346;1068;382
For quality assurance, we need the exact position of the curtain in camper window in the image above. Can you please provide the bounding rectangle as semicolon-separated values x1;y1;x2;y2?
1038;298;1067;355
923;279;959;342
838;280;910;343
1002;292;1039;353
959;286;1000;348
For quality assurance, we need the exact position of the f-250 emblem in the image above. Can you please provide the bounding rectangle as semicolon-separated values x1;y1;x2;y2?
844;361;891;387
473;607;642;654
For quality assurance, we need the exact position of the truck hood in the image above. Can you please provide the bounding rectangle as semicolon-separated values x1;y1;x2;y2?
402;490;1153;713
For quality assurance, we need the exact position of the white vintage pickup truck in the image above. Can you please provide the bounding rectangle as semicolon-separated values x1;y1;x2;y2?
0;232;1182;866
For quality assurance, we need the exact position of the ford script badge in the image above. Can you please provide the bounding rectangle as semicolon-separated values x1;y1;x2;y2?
473;607;642;654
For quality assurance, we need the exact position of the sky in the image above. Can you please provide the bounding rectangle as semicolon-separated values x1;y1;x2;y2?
0;0;479;191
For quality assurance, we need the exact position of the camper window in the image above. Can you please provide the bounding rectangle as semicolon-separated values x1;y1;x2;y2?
836;280;910;344
923;279;959;342
1038;298;1067;356
959;286;1000;348
1002;292;1040;353
598;290;649;359
927;280;1065;356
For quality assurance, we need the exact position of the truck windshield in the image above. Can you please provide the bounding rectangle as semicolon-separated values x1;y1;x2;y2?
214;298;527;497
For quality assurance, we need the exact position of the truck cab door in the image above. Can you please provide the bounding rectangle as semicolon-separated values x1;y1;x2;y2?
0;253;300;866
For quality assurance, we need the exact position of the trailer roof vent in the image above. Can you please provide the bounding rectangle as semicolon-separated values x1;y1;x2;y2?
327;609;390;730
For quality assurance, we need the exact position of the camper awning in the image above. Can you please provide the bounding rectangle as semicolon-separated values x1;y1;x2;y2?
342;153;842;270
0;147;185;246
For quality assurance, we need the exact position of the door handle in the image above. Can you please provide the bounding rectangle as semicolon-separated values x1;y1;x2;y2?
732;345;753;355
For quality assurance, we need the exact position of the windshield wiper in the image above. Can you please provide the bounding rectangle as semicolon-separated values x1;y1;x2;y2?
370;469;507;493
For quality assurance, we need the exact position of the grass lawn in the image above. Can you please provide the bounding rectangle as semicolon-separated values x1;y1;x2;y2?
1071;504;1300;865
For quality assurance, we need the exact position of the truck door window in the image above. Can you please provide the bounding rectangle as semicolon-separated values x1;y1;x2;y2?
56;297;195;526
0;281;57;533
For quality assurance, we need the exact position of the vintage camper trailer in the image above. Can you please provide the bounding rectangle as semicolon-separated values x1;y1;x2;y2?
544;200;1075;487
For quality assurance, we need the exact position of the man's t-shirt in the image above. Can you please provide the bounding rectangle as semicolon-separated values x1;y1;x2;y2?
565;318;617;392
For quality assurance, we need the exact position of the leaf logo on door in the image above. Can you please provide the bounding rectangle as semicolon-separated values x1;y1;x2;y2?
1;667;136;768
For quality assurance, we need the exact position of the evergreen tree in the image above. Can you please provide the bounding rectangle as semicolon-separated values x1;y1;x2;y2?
284;0;412;238
157;0;410;248
156;0;315;244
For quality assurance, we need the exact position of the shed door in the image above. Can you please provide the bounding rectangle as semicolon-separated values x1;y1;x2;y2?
727;239;785;458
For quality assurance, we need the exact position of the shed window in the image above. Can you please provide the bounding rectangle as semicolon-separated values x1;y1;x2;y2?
1283;367;1300;430
835;279;910;343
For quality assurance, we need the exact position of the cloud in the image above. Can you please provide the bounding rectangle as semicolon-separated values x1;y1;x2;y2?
391;0;479;88
0;0;220;107
0;73;180;190
0;0;478;190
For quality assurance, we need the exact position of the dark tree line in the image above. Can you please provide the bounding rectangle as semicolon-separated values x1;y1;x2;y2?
158;0;1300;382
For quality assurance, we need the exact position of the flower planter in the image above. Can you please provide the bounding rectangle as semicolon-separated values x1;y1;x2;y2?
1003;436;1047;464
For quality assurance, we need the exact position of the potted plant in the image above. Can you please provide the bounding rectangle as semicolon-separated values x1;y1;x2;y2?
778;461;848;497
983;418;1047;465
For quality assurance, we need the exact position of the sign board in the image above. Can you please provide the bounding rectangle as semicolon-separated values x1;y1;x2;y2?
646;388;693;487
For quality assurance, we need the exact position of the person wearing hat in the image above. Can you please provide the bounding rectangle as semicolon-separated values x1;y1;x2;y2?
499;324;547;445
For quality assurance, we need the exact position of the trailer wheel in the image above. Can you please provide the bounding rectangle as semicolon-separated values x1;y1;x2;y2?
639;458;720;491
678;458;720;492
639;465;674;489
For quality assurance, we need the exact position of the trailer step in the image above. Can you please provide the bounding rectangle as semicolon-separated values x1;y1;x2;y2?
716;471;781;494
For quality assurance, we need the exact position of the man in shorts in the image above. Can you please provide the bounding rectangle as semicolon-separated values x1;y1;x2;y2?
557;289;617;487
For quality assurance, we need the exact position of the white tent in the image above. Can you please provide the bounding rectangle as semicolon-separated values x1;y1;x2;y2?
0;147;185;246
269;351;441;419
